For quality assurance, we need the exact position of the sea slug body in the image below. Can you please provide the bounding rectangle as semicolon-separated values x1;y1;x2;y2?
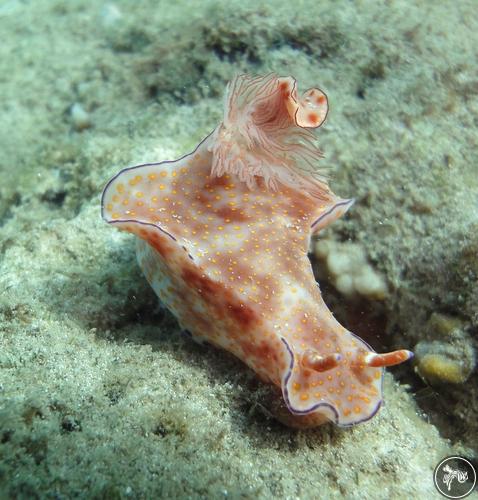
102;74;413;427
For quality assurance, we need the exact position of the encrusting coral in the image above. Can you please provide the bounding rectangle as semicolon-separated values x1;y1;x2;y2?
313;239;388;300
414;313;475;385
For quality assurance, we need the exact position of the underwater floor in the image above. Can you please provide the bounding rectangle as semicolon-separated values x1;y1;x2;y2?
0;0;477;498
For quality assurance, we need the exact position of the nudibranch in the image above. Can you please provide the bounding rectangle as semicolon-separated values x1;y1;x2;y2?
102;74;413;427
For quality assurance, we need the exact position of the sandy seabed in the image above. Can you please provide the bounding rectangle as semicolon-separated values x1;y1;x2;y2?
0;0;477;498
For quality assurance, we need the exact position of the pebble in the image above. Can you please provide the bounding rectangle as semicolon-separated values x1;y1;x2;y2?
70;103;92;131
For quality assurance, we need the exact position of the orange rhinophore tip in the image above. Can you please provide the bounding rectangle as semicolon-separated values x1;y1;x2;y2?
301;350;342;373
363;349;414;368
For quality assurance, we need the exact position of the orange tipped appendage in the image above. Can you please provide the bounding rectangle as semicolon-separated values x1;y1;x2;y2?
363;349;414;368
301;350;342;373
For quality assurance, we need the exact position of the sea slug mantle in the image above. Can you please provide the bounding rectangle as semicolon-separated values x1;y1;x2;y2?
102;73;413;427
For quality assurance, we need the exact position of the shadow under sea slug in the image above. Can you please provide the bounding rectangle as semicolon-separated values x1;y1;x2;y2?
102;73;413;428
